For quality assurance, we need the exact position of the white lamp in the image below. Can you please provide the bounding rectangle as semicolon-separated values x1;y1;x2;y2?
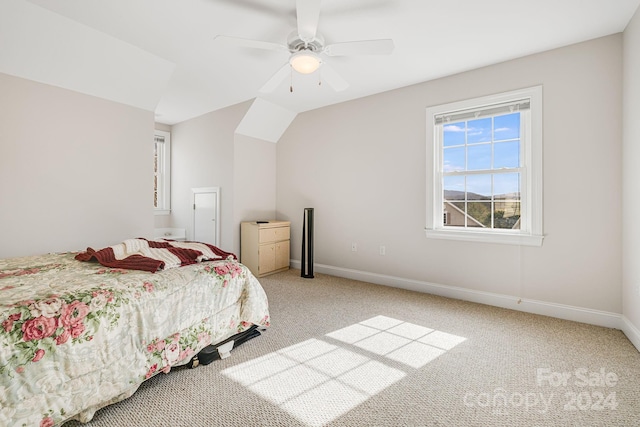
289;50;321;74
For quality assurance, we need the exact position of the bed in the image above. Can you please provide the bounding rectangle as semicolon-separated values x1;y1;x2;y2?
0;239;270;426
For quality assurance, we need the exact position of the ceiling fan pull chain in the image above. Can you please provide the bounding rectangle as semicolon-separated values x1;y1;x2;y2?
290;67;294;92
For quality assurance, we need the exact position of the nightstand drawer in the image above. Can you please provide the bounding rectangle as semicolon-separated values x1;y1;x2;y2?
259;226;290;243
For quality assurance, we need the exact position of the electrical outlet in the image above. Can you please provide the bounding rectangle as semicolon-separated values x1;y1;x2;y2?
379;245;386;255
351;243;357;252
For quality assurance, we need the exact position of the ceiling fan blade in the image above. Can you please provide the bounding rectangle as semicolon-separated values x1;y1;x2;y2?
296;0;322;42
321;63;349;92
259;63;291;93
214;35;288;53
324;39;395;56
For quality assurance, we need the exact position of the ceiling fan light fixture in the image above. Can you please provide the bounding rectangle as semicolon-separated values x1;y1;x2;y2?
290;50;321;74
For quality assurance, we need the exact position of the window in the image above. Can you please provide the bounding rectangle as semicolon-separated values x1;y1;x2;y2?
426;86;543;246
154;130;171;214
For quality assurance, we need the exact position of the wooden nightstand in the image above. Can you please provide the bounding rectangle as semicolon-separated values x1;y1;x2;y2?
240;221;290;277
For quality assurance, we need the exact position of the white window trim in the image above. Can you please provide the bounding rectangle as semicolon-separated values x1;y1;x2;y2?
154;130;171;215
425;86;544;246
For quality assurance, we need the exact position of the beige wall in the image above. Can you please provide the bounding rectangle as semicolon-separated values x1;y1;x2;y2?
277;35;623;313
233;133;277;246
0;73;154;258
169;101;276;256
623;8;640;335
154;123;172;133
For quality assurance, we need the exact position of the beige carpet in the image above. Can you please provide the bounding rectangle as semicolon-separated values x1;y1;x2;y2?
65;269;640;427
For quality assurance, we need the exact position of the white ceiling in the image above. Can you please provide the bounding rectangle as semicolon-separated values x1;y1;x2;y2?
3;0;639;125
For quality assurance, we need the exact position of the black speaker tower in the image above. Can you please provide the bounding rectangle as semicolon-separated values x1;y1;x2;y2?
301;208;314;278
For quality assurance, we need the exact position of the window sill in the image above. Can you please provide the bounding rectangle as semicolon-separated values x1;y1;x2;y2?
425;228;544;247
154;209;170;216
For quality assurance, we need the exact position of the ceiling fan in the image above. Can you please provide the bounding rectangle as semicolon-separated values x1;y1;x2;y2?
214;0;394;93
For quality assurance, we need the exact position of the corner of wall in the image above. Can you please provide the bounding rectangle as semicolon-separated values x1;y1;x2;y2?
621;316;640;353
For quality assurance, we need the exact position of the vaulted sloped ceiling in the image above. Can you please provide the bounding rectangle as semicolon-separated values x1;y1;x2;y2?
2;0;639;126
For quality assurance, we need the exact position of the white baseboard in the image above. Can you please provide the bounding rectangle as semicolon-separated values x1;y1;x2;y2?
620;315;640;352
290;260;629;336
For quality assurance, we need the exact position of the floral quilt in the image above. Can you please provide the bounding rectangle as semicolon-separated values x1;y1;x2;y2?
0;252;270;427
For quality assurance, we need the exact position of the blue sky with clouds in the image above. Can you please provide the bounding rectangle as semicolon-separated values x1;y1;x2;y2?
443;112;521;198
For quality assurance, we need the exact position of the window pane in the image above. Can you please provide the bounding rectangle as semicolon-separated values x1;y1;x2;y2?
494;201;521;229
466;174;491;199
445;201;466;228
443;147;465;172
494;141;520;169
154;142;160;208
154;144;159;173
443;122;465;146
493;173;520;199
153;131;171;212
467;144;491;170
467;118;491;143
444;175;465;200
467;201;491;227
494;113;520;141
154;177;158;208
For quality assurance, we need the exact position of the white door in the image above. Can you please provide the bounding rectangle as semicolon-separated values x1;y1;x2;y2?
192;187;220;246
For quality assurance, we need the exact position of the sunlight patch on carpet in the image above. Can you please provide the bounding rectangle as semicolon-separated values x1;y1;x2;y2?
222;338;405;426
221;315;466;427
327;315;466;368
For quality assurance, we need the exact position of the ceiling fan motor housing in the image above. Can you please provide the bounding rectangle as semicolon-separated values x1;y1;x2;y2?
287;30;324;53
